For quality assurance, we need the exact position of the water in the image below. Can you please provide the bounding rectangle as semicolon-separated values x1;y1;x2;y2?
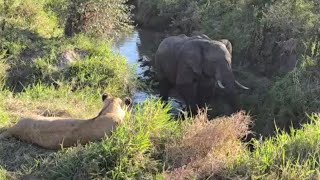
112;29;183;110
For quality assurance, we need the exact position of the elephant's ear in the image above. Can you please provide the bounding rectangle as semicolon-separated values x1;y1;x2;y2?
176;45;203;84
219;39;232;55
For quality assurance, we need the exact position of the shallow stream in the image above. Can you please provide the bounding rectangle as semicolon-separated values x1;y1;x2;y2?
112;28;183;110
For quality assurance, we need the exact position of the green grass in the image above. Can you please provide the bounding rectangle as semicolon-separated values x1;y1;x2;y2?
0;167;7;180
29;99;179;180
223;113;320;179
1;0;320;179
5;34;137;97
0;2;136;176
252;66;320;135
0;108;10;129
1;0;136;96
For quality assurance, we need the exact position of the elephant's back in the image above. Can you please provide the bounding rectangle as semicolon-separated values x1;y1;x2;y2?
180;39;230;60
155;36;190;83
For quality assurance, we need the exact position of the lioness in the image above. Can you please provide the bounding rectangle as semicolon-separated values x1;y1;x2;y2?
0;94;132;150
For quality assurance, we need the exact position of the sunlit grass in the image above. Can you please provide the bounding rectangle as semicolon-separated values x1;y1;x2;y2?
0;167;7;180
30;99;179;179
224;113;320;179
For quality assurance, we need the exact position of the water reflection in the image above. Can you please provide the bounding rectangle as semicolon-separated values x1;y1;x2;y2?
113;29;165;75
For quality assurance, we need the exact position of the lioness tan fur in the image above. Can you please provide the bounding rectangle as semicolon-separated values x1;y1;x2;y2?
0;94;132;150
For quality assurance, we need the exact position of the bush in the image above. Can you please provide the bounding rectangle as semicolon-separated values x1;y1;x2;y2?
254;64;320;135
0;167;7;180
0;0;64;57
64;0;133;38
0;106;10;128
64;35;136;96
4;34;137;97
32;99;179;179
135;0;258;53
225;113;320;179
137;0;320;61
262;0;319;38
163;111;251;179
0;0;132;59
0;53;8;87
0;0;63;38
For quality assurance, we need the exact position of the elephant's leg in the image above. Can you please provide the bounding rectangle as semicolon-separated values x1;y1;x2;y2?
197;77;213;109
159;78;171;102
177;83;198;115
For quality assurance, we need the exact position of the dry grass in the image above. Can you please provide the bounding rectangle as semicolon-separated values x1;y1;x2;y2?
0;89;102;127
164;110;252;179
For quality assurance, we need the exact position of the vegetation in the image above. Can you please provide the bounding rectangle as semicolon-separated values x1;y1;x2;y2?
224;114;320;179
136;0;320;54
254;66;320;135
62;0;133;38
163;111;251;179
0;167;7;180
0;0;320;179
31;100;179;179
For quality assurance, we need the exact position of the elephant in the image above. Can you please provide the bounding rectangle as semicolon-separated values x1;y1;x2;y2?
154;34;249;114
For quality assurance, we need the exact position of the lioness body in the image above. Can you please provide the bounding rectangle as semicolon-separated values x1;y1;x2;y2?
1;95;130;149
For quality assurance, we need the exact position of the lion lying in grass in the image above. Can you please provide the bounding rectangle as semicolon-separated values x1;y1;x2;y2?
0;94;132;150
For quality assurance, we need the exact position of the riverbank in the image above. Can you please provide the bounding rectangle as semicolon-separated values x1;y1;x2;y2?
1;0;320;179
131;0;320;135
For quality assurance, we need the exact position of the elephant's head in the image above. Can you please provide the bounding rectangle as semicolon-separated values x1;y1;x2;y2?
200;40;249;113
176;38;249;114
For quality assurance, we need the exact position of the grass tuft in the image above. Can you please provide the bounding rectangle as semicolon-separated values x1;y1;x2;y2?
164;110;251;179
224;113;320;179
0;167;7;180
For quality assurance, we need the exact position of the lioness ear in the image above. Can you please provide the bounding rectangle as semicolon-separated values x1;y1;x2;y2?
102;94;108;101
124;97;132;106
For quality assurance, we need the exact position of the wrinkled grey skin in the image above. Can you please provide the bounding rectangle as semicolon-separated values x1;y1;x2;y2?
155;34;246;114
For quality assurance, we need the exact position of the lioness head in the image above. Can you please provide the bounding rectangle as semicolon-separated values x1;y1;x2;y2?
98;94;132;119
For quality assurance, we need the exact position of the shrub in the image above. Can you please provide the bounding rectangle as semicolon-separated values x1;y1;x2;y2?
64;35;136;95
0;106;10;128
135;0;258;53
4;34;137;97
137;0;320;60
0;0;64;57
262;0;319;38
0;0;63;38
32;99;179;179
0;53;8;88
0;167;7;180
225;113;320;179
163;111;251;179
64;0;133;38
255;65;320;135
200;0;258;54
